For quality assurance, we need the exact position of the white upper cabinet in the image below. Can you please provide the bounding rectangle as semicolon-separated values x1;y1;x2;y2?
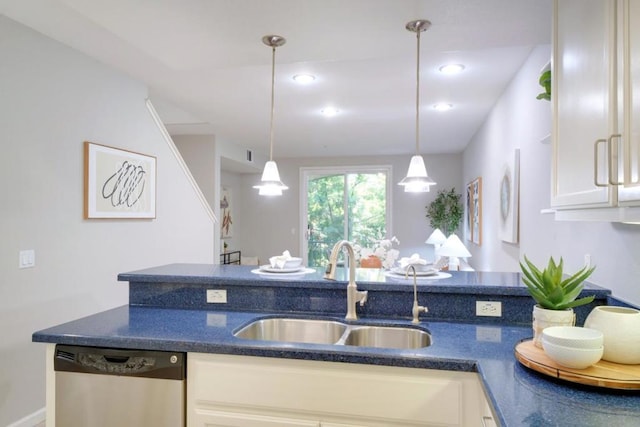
618;0;640;204
552;0;640;220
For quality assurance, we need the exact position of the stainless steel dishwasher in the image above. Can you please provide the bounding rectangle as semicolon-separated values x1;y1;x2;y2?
54;344;186;427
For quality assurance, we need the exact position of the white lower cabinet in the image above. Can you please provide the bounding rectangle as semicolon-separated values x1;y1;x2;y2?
187;353;497;427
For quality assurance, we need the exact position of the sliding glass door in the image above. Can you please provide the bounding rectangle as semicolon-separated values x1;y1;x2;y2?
301;166;391;267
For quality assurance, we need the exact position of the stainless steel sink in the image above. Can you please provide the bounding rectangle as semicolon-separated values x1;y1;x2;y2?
234;317;348;345
342;325;431;349
234;317;431;349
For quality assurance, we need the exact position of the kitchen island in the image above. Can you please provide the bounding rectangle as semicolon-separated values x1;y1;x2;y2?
33;264;640;426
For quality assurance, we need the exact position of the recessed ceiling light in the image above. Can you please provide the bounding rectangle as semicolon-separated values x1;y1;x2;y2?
433;103;453;112
439;64;465;75
320;107;339;117
292;74;316;84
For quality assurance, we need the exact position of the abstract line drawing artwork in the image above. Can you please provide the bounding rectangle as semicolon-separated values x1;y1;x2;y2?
84;141;156;219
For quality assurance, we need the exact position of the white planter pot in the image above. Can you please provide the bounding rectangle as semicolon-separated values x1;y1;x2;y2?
532;305;575;348
584;306;640;364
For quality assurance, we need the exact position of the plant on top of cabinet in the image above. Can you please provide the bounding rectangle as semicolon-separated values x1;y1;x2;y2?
520;255;595;347
536;69;551;101
425;188;463;236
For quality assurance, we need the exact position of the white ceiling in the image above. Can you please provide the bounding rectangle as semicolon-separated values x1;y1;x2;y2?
0;0;552;158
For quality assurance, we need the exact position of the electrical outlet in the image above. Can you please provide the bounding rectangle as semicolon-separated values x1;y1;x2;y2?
476;301;502;317
206;289;227;304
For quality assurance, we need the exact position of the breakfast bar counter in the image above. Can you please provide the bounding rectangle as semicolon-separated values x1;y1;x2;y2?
33;264;639;426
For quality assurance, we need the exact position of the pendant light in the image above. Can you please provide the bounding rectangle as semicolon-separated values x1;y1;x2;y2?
398;19;437;193
253;35;289;196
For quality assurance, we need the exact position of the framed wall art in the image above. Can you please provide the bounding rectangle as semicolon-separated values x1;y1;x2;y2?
220;186;233;239
499;149;520;243
84;141;156;219
466;177;482;245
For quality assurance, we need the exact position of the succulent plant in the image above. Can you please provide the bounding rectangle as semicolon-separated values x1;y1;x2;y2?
520;256;595;310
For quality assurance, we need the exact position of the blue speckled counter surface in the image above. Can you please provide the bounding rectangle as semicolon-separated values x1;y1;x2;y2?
118;263;607;295
34;264;638;427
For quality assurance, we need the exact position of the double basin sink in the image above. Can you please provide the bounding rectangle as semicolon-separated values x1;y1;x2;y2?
234;316;431;350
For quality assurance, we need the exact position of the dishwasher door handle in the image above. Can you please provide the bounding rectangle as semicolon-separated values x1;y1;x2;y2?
103;355;130;363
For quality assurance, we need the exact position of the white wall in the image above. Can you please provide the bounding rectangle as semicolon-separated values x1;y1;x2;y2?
173;134;216;209
463;44;640;306
0;17;215;426
463;46;552;271
236;154;463;265
173;134;264;261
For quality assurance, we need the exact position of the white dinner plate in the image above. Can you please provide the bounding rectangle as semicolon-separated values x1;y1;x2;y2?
259;265;305;273
384;271;452;281
390;266;438;276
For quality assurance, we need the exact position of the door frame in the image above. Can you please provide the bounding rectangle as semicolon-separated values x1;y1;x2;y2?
299;165;393;267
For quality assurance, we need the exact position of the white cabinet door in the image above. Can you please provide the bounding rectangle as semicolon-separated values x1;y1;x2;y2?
321;423;371;427
187;352;492;427
618;0;640;204
191;409;319;427
552;0;616;208
553;0;640;215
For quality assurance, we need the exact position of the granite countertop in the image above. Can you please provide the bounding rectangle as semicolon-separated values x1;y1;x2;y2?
33;264;639;426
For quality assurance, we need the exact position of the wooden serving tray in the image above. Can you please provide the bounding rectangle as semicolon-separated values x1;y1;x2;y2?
515;339;640;390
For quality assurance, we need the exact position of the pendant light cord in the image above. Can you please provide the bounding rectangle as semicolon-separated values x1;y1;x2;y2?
269;45;276;161
415;29;421;156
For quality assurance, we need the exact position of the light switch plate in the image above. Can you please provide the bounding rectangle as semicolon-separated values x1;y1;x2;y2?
19;249;35;269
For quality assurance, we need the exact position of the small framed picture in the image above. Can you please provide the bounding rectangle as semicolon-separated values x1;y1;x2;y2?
84;141;156;219
466;177;482;245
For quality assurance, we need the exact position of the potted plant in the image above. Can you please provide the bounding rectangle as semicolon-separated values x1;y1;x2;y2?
520;256;595;347
425;188;463;236
536;68;551;101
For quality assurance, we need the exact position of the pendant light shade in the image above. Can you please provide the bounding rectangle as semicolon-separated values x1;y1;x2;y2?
257;161;287;196
398;19;437;193
398;155;436;192
254;35;288;196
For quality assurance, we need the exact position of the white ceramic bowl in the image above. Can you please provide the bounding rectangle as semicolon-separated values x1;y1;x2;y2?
541;326;603;349
584;306;640;364
542;338;603;369
283;257;302;269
